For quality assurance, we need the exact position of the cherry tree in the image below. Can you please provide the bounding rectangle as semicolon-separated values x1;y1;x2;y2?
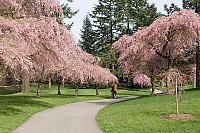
113;33;167;94
138;9;200;90
0;0;118;96
133;73;151;88
113;9;200;94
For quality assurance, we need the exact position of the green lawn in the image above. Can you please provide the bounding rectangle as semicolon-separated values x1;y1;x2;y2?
0;85;149;133
96;88;200;133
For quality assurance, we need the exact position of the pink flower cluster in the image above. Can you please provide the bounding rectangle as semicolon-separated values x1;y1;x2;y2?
112;9;200;87
133;73;151;87
0;0;63;17
0;0;118;86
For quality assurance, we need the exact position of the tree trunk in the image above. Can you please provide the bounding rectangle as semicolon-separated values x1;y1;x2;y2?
36;83;41;98
62;79;65;87
21;73;30;93
48;78;51;90
175;76;179;114
75;85;78;96
96;86;99;95
1;65;6;87
112;65;115;72
167;58;173;92
151;77;156;95
58;83;61;95
196;41;200;88
192;65;196;88
12;78;17;87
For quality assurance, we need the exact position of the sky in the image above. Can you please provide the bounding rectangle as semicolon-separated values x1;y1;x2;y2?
59;0;183;43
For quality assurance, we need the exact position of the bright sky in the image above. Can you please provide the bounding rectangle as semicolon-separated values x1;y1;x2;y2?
59;0;183;43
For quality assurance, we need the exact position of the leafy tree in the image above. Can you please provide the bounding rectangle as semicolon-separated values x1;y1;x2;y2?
78;15;97;55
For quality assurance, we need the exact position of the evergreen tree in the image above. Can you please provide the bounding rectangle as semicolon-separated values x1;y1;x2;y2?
90;0;118;53
183;0;200;14
164;3;181;16
90;0;159;53
89;0;158;75
115;0;159;35
79;15;97;55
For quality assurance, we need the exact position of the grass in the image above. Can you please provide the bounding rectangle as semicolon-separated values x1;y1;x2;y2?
0;85;150;133
96;87;200;133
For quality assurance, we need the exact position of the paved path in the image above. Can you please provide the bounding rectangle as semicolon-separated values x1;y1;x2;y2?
12;97;139;133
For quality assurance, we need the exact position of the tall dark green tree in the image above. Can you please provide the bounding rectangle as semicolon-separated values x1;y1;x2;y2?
183;0;200;88
90;0;117;53
89;0;159;76
115;0;159;35
90;0;159;52
183;0;200;14
78;15;97;55
164;3;181;16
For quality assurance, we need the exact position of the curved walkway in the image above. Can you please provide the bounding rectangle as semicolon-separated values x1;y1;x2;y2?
12;96;139;133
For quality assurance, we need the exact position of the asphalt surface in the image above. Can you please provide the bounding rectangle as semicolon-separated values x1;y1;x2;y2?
12;97;139;133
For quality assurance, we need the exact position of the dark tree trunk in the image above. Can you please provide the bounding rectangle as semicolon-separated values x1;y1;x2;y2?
36;83;41;98
75;85;78;96
166;57;173;92
196;41;200;88
151;77;156;95
192;65;196;88
48;78;51;90
58;83;61;95
12;78;17;87
21;73;30;93
96;86;99;95
1;65;6;87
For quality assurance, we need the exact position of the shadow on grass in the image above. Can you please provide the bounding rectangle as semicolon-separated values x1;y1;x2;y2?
0;95;53;116
0;87;21;95
184;88;200;91
123;88;151;92
0;89;21;95
40;94;110;99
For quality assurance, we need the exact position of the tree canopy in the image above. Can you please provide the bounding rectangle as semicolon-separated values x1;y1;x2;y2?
0;0;118;88
113;9;200;93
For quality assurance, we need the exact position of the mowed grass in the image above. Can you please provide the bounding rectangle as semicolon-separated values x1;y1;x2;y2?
96;88;200;133
0;85;149;133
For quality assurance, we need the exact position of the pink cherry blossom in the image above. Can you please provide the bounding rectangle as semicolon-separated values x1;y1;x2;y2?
0;0;117;86
112;9;200;92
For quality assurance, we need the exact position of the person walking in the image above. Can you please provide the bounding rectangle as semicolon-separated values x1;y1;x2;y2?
111;82;118;99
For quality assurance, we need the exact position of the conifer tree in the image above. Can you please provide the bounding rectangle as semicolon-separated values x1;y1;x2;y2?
90;0;117;53
90;0;158;52
164;3;180;16
183;0;200;14
89;0;158;76
79;15;97;55
115;0;158;35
